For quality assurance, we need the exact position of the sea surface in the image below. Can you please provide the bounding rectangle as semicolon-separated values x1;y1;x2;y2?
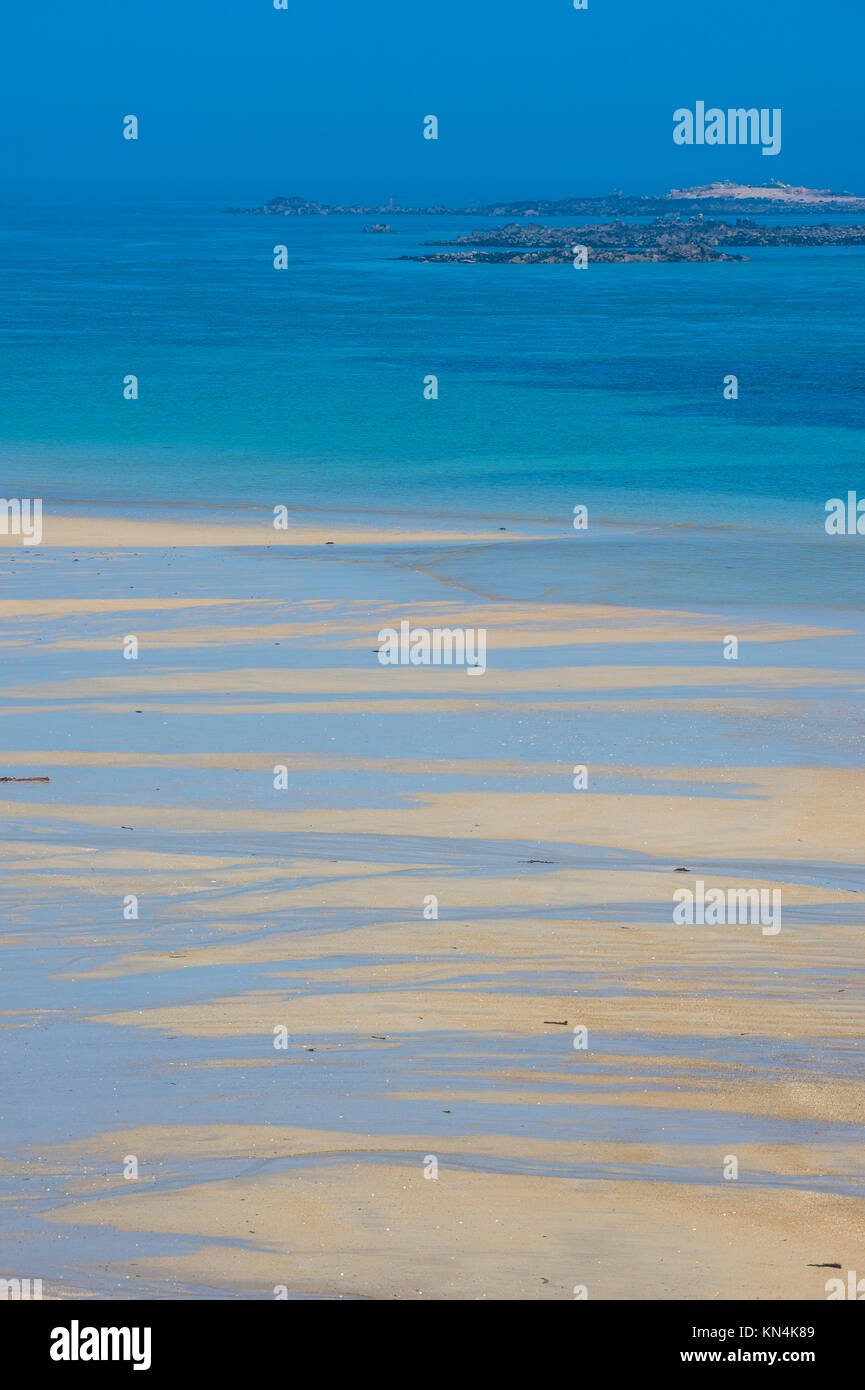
0;200;864;1298
0;202;863;544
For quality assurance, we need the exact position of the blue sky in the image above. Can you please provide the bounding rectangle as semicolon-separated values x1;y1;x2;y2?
4;0;863;202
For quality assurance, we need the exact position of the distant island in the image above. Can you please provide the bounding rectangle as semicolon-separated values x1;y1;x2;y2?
402;216;865;264
223;182;865;265
223;181;865;218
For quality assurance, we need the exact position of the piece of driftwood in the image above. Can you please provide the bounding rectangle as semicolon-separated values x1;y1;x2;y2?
0;776;50;783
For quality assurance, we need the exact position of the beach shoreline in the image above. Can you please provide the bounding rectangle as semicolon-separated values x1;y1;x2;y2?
1;506;863;1298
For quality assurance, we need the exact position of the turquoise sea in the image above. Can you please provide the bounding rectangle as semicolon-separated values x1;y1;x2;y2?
2;199;865;1299
1;204;863;532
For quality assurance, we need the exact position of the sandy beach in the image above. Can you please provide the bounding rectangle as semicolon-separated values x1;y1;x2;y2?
0;505;862;1300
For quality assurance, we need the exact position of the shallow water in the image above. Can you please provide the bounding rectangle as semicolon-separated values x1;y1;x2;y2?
1;210;863;1297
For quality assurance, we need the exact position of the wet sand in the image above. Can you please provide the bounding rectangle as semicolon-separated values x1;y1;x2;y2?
1;511;863;1299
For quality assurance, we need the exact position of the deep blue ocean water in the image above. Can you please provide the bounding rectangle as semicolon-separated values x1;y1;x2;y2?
0;202;862;542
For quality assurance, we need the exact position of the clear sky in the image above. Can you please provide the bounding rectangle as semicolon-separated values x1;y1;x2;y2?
4;0;863;203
